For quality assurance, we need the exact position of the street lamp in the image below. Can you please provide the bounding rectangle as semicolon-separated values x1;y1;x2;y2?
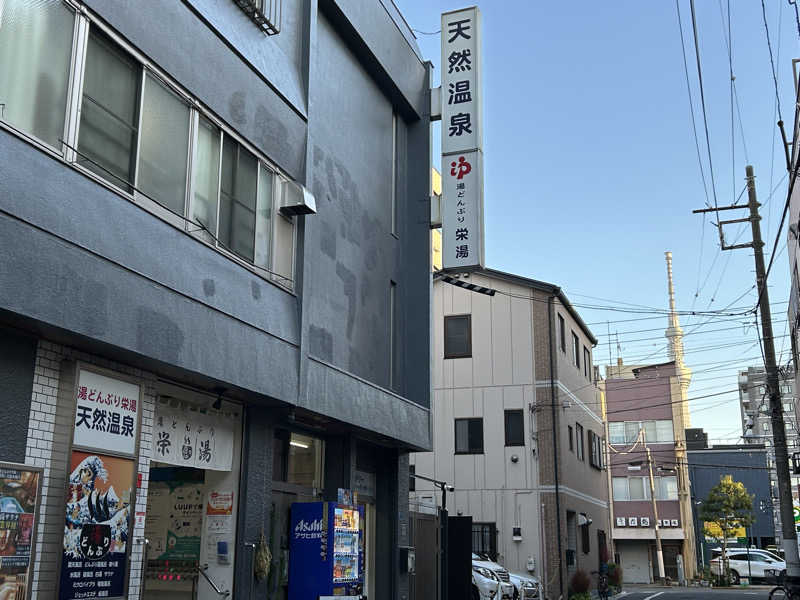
410;471;454;600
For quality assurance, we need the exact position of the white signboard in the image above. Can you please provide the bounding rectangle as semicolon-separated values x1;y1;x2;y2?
441;6;484;271
153;406;235;471
442;150;484;269
72;369;140;456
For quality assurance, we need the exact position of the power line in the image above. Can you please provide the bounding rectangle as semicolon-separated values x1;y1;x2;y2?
689;0;720;211
761;0;784;122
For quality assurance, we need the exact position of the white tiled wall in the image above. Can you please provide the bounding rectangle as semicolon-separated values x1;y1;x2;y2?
24;340;156;600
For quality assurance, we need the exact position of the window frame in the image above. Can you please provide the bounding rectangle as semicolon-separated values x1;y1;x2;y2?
558;314;566;353
588;430;603;470
444;314;472;359
572;331;580;368
1;7;297;290
504;409;525;447
576;422;585;461
455;417;483;454
568;425;574;452
583;346;590;378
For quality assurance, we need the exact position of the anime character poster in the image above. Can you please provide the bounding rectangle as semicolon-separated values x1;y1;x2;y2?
0;465;40;600
59;452;135;600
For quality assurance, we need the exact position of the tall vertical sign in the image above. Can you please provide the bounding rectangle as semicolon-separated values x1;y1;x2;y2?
441;6;484;270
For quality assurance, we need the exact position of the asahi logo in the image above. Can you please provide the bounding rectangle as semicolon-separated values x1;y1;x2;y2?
294;518;323;533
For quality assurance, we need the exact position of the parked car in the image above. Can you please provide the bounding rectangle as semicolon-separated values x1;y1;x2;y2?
709;548;786;584
472;561;502;600
472;553;515;600
507;571;541;600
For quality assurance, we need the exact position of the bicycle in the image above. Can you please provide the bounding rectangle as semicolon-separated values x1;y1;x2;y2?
768;571;795;600
590;570;610;600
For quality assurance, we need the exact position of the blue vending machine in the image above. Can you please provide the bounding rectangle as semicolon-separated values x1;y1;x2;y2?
288;501;365;599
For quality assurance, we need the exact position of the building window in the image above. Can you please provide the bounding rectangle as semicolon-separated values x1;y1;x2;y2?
389;281;397;390
391;111;398;235
655;476;678;500
505;410;524;446
272;430;324;488
588;430;603;469
409;464;415;492
583;346;590;378
558;314;566;353
444;315;472;358
455;418;483;454
79;28;142;191
1;13;296;287
576;423;584;461
612;477;629;501
572;332;580;368
0;0;75;149
608;420;673;445
628;477;649;501
581;520;590;554
568;425;574;452
763;422;770;432
472;522;497;561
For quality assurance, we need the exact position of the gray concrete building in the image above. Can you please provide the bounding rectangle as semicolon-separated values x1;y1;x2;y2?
739;365;798;546
0;1;431;599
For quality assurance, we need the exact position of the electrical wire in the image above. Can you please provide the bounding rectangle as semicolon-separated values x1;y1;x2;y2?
689;0;720;211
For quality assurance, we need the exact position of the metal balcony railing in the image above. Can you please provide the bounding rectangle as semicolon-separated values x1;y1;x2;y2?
233;0;281;35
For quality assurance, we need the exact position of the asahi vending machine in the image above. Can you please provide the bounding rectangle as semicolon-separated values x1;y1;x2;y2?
288;501;364;599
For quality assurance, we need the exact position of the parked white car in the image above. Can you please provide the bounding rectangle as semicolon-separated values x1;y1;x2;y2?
507;571;541;600
709;548;786;583
472;553;515;600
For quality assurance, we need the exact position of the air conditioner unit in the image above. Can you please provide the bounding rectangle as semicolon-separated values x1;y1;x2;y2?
640;517;650;527
628;517;637;527
279;180;317;216
616;517;626;527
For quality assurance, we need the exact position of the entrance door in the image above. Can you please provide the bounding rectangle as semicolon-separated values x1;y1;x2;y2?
141;389;242;600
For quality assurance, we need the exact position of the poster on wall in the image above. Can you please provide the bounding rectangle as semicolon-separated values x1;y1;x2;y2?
152;406;234;471
143;480;204;561
72;369;141;457
0;463;41;600
59;452;135;600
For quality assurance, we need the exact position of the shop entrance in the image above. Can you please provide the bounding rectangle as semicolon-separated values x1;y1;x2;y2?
141;386;242;600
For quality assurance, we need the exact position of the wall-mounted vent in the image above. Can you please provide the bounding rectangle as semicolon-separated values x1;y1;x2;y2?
233;0;281;35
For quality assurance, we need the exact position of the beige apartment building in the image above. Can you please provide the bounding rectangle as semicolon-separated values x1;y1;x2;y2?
411;267;610;598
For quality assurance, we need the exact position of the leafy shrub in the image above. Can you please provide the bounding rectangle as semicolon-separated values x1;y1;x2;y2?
607;562;622;587
569;593;591;600
570;569;591;594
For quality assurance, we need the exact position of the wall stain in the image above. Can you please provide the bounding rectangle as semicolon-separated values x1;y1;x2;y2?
309;325;333;362
251;281;261;300
202;279;216;297
320;220;336;260
136;307;184;364
229;91;247;126
335;261;356;340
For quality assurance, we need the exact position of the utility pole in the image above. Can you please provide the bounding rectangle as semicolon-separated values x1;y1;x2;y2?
693;165;800;589
646;444;666;585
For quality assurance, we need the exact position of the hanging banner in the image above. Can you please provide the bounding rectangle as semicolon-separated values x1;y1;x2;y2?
0;463;42;600
441;6;484;270
59;451;135;600
72;369;141;456
153;406;235;471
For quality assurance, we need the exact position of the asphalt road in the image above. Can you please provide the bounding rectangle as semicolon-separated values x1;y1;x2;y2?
619;587;777;600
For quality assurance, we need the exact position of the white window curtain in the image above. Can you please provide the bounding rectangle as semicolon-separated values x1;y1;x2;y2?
0;0;74;147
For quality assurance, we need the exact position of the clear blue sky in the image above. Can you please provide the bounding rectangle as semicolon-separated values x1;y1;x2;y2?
396;0;800;441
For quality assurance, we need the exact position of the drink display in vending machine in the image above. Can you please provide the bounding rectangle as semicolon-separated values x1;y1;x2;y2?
288;501;364;600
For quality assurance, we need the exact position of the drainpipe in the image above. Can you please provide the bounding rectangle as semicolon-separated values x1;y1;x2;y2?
548;295;564;598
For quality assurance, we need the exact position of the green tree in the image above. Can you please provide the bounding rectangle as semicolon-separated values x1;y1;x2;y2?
698;475;754;585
